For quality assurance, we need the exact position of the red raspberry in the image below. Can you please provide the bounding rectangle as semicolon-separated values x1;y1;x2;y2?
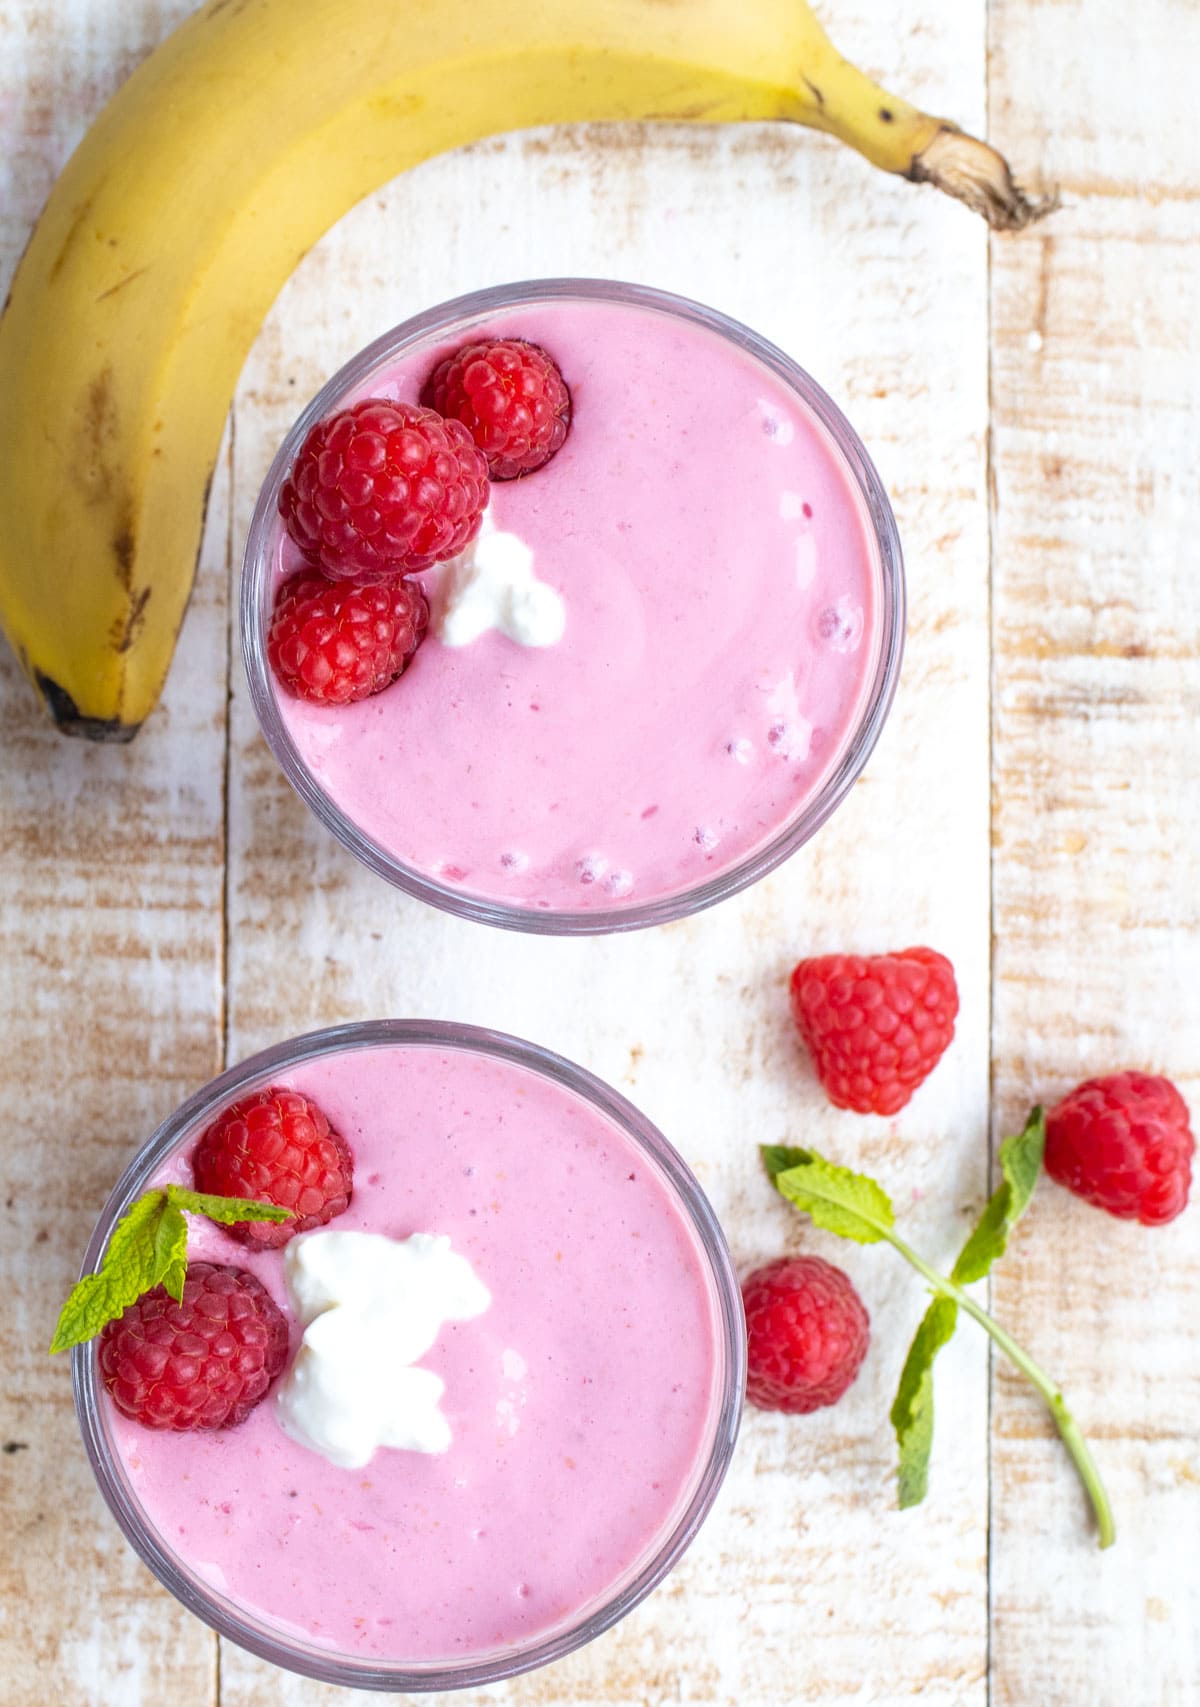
99;1263;288;1431
420;339;571;481
790;947;959;1117
279;398;489;579
268;571;427;706
192;1088;353;1248
1045;1071;1194;1226
743;1255;870;1415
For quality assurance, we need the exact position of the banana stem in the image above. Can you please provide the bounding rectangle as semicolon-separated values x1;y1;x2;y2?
907;128;1059;233
790;40;1056;232
883;1230;1116;1549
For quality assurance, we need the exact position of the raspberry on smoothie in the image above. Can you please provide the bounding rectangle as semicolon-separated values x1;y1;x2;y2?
100;1264;289;1430
192;1086;355;1246
268;573;429;707
420;337;572;479
279;398;490;580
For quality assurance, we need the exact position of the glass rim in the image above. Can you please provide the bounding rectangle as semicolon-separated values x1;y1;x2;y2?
241;277;905;934
72;1019;747;1691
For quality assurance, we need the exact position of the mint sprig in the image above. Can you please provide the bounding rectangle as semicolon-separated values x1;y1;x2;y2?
763;1116;1115;1549
51;1185;291;1354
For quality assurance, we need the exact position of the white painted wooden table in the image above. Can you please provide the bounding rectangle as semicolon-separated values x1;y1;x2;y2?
2;3;1197;1703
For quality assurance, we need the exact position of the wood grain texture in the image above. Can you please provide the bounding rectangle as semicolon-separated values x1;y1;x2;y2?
0;0;1194;1703
988;1;1200;1701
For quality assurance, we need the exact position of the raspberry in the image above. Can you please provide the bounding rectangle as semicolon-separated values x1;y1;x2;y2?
743;1255;870;1414
268;571;427;706
790;947;959;1116
192;1088;353;1248
420;339;571;481
279;398;489;579
99;1263;288;1430
1045;1071;1194;1226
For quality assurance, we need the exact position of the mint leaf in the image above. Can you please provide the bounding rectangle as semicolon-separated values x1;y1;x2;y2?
152;1202;189;1304
761;1144;813;1183
166;1185;292;1226
951;1107;1045;1285
100;1187;167;1270
771;1150;895;1245
890;1294;959;1508
50;1190;169;1353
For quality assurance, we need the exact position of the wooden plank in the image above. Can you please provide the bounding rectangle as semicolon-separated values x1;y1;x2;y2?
988;1;1200;1701
0;5;227;1699
220;3;993;1698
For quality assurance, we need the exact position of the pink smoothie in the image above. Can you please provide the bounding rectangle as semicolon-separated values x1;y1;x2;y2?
262;293;885;914
104;1042;725;1663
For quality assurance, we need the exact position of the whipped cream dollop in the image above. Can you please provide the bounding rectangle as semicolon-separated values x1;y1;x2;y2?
275;1230;491;1469
433;511;566;648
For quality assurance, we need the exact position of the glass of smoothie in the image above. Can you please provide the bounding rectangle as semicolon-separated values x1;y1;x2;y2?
72;1020;745;1690
242;280;904;932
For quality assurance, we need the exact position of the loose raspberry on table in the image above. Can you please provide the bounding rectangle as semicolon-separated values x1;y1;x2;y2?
420;338;571;481
790;947;959;1117
1045;1071;1194;1226
279;398;489;579
743;1255;870;1415
192;1088;353;1248
268;571;428;706
99;1263;288;1431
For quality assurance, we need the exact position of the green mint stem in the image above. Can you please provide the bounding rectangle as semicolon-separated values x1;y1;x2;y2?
883;1228;1116;1549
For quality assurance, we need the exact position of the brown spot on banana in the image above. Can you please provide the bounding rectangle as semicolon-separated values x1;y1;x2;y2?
47;195;97;283
112;521;135;581
79;368;119;506
96;265;150;302
113;587;152;655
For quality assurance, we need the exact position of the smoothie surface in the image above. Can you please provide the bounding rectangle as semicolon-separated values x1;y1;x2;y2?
106;1043;722;1662
267;296;883;912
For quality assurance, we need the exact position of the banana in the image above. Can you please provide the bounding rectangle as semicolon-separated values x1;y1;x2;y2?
0;0;1048;740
